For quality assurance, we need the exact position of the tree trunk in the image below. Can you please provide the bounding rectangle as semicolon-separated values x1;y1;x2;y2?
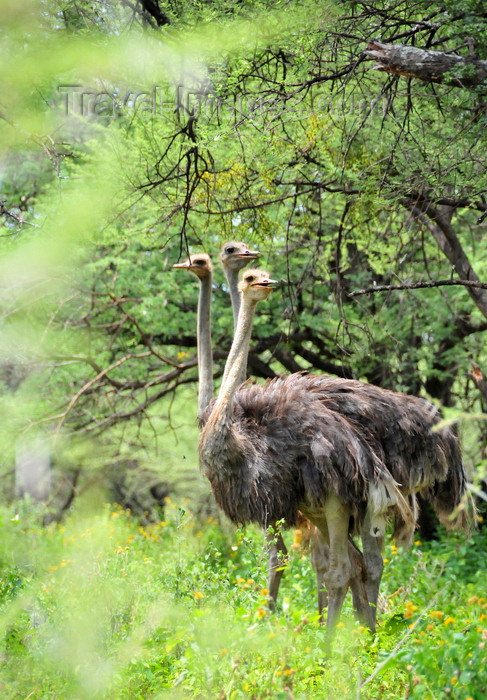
403;199;487;321
365;41;487;88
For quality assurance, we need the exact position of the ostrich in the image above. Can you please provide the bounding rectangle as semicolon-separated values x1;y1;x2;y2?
199;268;412;630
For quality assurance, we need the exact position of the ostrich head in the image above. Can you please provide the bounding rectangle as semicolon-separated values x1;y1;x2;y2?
220;241;259;271
172;253;212;279
238;269;276;302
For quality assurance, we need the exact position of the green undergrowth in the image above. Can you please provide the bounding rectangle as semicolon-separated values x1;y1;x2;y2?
0;501;486;699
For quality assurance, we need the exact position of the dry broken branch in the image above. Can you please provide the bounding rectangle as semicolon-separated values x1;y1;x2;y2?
364;41;487;88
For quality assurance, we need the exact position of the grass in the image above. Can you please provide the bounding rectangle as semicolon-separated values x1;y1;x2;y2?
0;499;486;699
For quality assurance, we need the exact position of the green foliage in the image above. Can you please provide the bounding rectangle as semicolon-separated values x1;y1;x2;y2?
1;4;487;695
0;503;486;698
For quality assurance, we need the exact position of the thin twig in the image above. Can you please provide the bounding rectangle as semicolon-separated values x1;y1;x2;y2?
349;279;487;297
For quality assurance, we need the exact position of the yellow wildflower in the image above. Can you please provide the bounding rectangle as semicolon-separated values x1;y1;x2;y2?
450;677;458;685
468;596;479;605
427;624;434;631
260;588;269;597
444;617;455;626
194;591;204;600
256;607;266;619
404;601;418;619
480;614;487;621
430;610;444;619
284;669;294;676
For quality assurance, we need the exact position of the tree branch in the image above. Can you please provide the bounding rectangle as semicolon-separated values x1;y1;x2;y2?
350;279;487;297
403;198;487;320
364;41;487;88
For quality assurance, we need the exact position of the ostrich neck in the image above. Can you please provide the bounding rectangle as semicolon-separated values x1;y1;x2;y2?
197;273;214;418
223;266;247;386
219;295;256;406
224;266;241;329
203;295;257;447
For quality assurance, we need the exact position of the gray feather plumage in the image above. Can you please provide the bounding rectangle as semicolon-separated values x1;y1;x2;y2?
294;375;466;528
201;377;386;530
200;373;468;533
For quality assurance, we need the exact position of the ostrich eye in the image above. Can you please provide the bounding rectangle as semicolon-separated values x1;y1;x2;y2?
246;275;255;282
194;259;204;265
226;247;235;253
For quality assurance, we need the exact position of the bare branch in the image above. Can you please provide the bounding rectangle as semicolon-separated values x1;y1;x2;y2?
350;279;487;297
364;41;487;89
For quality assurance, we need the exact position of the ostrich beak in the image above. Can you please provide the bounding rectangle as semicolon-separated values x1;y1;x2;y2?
236;249;259;259
172;261;190;269
253;278;277;289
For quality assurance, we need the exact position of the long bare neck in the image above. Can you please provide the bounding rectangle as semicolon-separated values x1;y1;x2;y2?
197;273;214;418
224;266;241;329
215;295;256;413
223;266;248;386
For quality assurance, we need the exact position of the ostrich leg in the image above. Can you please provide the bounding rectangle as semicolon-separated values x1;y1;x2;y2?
361;510;384;626
311;495;373;631
347;538;376;632
310;528;329;619
265;527;287;611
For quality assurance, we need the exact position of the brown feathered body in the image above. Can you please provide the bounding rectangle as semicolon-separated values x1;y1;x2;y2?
199;375;404;531
295;374;467;531
200;373;468;535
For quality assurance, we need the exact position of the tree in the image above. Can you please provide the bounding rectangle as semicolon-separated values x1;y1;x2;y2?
1;0;486;511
